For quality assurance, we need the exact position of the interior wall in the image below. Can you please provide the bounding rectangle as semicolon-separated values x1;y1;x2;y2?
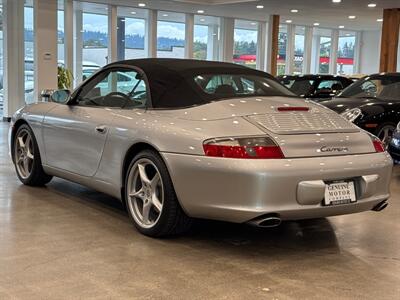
359;30;381;75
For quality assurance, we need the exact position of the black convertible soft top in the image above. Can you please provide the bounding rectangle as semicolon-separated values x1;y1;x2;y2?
107;58;287;108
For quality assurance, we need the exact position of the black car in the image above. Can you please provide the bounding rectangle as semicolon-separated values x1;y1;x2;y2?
388;122;400;163
277;74;353;101
321;73;400;147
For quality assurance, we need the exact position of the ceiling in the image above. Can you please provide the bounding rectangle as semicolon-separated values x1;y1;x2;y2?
78;0;400;31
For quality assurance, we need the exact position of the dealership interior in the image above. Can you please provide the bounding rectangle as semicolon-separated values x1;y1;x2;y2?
0;0;400;299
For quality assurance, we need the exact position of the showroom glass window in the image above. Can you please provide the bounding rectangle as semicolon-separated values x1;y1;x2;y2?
277;24;287;75
194;15;220;61
24;1;34;104
0;0;3;117
293;26;305;75
57;7;64;64
315;28;332;74
337;31;356;75
74;2;109;85
157;11;185;58
117;7;147;60
233;20;258;69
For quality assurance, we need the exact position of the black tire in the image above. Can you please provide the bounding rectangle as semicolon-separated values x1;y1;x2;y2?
13;124;53;186
125;150;192;237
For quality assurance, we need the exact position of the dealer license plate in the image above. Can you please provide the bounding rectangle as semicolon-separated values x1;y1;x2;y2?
324;181;356;206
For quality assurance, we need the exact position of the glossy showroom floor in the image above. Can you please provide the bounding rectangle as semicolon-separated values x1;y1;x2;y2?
0;122;399;299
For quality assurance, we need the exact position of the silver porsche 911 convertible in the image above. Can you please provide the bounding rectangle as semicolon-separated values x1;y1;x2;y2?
9;59;393;237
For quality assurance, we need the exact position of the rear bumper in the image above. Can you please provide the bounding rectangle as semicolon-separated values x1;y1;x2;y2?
162;152;393;223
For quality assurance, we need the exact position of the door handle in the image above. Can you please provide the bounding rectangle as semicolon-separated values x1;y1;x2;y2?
95;125;107;134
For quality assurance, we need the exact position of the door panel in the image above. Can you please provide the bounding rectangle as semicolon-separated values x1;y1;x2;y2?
43;104;114;177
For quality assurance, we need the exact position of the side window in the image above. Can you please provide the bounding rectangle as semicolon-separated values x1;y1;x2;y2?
204;75;239;93
317;80;343;90
240;78;255;94
77;69;148;108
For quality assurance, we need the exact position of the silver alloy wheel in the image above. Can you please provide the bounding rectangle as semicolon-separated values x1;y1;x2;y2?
14;129;34;179
127;158;164;229
377;125;395;149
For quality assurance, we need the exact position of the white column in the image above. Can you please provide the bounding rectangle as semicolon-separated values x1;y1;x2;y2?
286;24;295;74
330;29;339;74
145;10;157;58
34;0;58;98
353;31;362;74
220;17;234;62
73;8;83;86
185;13;194;58
256;21;267;71
310;34;320;74
303;26;314;74
265;15;276;74
64;0;74;78
207;24;219;61
3;0;25;119
108;5;117;63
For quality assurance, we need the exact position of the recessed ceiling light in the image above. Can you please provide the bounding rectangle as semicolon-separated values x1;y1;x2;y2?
290;9;299;13
197;10;204;14
285;20;292;23
131;11;137;14
138;3;146;7
377;18;383;22
162;14;168;17
313;22;320;26
339;25;345;28
348;15;356;19
368;3;377;7
332;0;342;3
256;5;264;9
251;22;257;25
345;33;351;36
200;18;205;22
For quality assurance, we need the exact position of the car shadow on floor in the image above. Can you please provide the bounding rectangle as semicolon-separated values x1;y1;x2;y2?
30;177;341;256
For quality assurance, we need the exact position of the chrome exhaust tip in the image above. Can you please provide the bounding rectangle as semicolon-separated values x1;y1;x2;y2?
248;214;282;228
372;201;388;212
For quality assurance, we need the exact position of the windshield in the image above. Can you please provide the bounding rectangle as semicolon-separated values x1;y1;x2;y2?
194;74;294;100
338;75;400;100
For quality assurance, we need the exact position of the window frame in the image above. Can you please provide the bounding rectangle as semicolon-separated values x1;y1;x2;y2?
69;65;152;109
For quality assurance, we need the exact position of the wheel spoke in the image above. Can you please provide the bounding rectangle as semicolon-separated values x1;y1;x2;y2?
25;135;31;150
17;155;24;164
22;158;30;175
18;137;25;149
138;163;151;185
151;194;162;212
142;202;151;224
150;173;160;190
26;149;34;160
129;188;145;200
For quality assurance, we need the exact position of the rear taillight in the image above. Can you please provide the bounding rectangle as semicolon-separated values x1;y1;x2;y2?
203;137;284;159
372;138;385;153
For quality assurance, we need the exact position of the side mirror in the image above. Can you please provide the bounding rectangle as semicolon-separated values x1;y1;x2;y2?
41;89;56;102
50;89;71;104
